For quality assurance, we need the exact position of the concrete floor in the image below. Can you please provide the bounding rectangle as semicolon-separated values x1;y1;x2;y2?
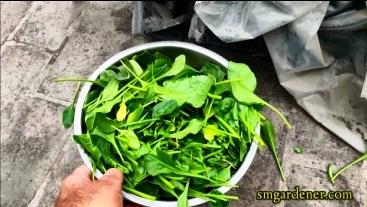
1;2;366;207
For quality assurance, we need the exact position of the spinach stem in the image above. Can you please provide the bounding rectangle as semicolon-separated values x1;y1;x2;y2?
72;83;81;105
83;95;98;109
177;172;216;183
142;100;156;108
127;84;146;91
151;137;165;146
203;125;240;139
215;115;240;138
124;186;157;200
239;115;265;147
271;149;285;181
259;113;266;121
158;175;175;189
192;189;238;200
114;69;151;99
222;159;235;168
113;144;125;163
204;150;222;159
121;60;145;84
53;78;105;87
204;193;238;200
263;102;292;129
165;175;185;181
207;93;222;99
179;110;190;117
119;118;159;127
204;98;214;124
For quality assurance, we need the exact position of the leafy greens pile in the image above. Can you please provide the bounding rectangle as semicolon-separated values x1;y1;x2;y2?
58;50;291;206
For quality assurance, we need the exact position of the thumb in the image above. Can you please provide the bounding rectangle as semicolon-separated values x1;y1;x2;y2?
99;168;123;188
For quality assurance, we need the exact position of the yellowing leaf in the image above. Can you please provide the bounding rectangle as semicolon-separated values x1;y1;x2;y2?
116;130;140;150
126;105;143;124
202;124;220;141
116;102;127;121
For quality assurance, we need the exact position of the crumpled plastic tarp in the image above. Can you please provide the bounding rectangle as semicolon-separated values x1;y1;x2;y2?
133;1;367;153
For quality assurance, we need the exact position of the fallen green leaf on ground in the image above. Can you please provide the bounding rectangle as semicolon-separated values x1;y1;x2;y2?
293;146;303;154
261;119;285;181
61;83;80;128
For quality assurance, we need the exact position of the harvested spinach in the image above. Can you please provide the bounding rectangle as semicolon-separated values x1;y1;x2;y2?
59;51;291;206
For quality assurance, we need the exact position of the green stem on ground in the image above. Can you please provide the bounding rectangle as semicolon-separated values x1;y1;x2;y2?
271;148;285;181
328;152;367;184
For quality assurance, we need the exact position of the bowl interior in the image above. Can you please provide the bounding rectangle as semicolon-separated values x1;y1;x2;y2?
74;41;257;207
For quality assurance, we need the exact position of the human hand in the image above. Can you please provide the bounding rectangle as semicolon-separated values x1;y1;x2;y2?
55;165;123;207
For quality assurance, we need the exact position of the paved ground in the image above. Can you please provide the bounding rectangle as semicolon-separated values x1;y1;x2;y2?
1;2;366;207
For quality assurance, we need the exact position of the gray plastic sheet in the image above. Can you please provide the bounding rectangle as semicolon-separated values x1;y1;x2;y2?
133;1;367;152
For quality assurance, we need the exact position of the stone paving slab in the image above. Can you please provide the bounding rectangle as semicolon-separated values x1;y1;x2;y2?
0;97;73;206
1;42;52;143
14;1;73;51
27;139;82;207
0;1;31;44
282;110;359;165
37;1;150;102
284;164;364;207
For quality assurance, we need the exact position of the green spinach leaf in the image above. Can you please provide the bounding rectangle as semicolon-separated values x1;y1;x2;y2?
155;75;213;108
201;62;225;82
228;61;256;92
152;100;178;118
177;182;189;207
127;105;144;123
171;119;203;139
116;129;140;150
100;70;117;82
62;105;75;128
100;78;119;102
159;54;186;79
73;133;101;162
92;127;124;162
